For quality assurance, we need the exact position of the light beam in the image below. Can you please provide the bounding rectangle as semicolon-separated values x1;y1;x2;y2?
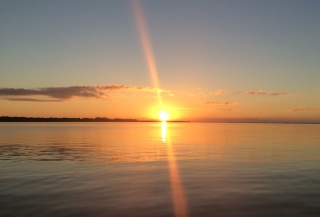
131;1;188;216
132;0;163;108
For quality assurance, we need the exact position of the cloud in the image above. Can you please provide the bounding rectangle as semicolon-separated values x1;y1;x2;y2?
190;89;230;97
290;108;317;112
0;87;108;99
257;90;266;95
268;92;288;96
211;89;230;96
99;85;170;94
246;90;288;96
0;85;171;102
204;101;238;106
3;98;62;102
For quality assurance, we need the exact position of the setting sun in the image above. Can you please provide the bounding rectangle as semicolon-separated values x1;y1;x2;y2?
159;111;169;121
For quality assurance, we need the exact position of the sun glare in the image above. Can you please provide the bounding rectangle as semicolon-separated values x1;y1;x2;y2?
159;111;169;121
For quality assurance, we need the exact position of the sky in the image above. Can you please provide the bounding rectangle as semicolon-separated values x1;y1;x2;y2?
1;0;320;122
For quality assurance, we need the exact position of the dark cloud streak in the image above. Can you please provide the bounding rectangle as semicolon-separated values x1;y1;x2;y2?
0;85;170;102
204;101;238;106
246;90;289;96
0;87;108;99
4;98;62;102
290;108;317;112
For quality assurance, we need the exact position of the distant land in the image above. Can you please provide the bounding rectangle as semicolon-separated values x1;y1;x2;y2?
0;116;188;122
191;118;320;124
1;116;319;124
0;116;138;122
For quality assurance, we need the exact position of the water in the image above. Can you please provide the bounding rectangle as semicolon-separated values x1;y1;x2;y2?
0;122;320;217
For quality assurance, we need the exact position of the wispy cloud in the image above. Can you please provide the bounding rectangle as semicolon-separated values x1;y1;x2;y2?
290;108;317;112
246;90;289;96
3;98;62;102
268;92;288;96
204;101;238;106
190;89;230;97
246;90;255;95
0;85;171;102
0;87;108;99
211;89;230;96
257;90;266;95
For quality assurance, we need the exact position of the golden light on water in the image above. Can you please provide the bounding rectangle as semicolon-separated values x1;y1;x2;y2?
161;122;188;217
162;121;166;143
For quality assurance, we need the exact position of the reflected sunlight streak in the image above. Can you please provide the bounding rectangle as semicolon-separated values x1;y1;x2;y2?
161;122;188;217
162;121;166;143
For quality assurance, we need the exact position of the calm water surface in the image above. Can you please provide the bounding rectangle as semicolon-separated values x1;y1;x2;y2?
0;122;320;217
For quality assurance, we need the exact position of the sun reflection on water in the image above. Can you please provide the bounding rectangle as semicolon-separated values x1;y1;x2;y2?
162;121;166;143
161;122;188;217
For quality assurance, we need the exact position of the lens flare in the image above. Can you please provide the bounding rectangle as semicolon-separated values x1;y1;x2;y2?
132;1;188;216
132;0;163;108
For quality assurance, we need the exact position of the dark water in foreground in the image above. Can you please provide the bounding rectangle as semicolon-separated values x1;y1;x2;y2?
0;122;320;217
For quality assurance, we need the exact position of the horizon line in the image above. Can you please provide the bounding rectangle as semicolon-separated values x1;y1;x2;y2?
0;116;319;124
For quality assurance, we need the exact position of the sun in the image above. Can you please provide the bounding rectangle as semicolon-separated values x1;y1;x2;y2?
159;111;169;121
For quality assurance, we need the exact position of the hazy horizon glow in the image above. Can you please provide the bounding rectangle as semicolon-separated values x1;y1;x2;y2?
1;0;320;122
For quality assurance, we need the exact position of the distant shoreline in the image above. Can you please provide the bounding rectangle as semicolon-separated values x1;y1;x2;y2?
0;116;189;123
1;116;319;124
0;116;137;122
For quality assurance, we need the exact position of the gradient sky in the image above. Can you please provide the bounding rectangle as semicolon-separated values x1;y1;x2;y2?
1;0;320;121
